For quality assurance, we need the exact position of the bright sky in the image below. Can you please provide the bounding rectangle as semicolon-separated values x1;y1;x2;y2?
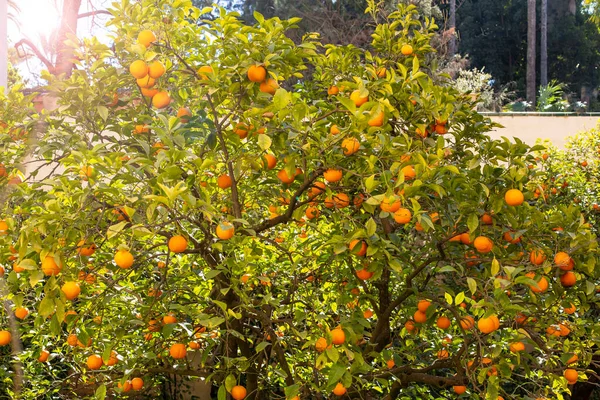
8;0;112;81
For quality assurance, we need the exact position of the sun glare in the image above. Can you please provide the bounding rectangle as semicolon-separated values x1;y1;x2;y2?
10;1;62;42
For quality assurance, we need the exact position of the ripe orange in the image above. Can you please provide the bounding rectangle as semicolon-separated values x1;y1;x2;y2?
61;282;81;300
152;91;171;108
247;65;267;82
216;222;235;240
0;331;10;346
363;309;374;319
394;208;412;224
529;249;546;265
349;240;367;256
509;341;525;352
566;354;579;364
168;235;188;253
453;386;466;394
368;110;384;127
473;236;493;253
478;315;499;334
356;268;374;280
141;87;159;97
330;124;341;135
41;255;62;276
481;213;493;225
459;315;475;330
38;349;49;362
87;354;103;370
437;349;449;359
350;90;368;107
341;137;360;156
305;206;320;220
137;30;157;48
503;231;521;244
333;193;350;208
114;250;134;269
405;320;416;332
505;189;524;206
118;380;132;392
417;300;431;312
231;385;247;400
129;60;148;79
564;303;576;314
177;107;192;122
436;316;451;329
332;382;347;396
331;328;346;345
315;337;328;352
264;154;277;169
386;358;395;368
324;169;342;183
401;44;413;55
554;252;572;269
136;75;156;88
148;61;166;79
327;85;339;95
560;271;576;287
564;368;578;384
106;350;118;366
413;310;427;323
401;165;415;180
131;377;144;390
259;78;279;95
14;307;28;320
277;169;296;184
308;181;326;198
525;272;548;293
163;314;177;324
217;174;233;189
380;196;401;213
170;343;187;359
197;65;213;80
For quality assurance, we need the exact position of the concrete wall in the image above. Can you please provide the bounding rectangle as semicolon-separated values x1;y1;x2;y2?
486;115;600;148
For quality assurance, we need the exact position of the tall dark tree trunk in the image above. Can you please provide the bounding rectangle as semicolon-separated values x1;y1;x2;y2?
54;0;82;77
527;0;536;106
540;0;548;87
449;0;457;57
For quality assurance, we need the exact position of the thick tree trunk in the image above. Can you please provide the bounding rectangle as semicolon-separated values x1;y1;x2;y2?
54;0;82;77
540;0;547;87
449;0;457;57
526;0;536;106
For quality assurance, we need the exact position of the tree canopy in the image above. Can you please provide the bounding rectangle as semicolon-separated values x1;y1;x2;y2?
0;0;599;399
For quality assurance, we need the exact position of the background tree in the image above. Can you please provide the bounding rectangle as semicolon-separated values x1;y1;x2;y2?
527;0;536;105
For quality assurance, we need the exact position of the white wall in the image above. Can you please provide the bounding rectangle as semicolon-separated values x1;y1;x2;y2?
486;115;600;148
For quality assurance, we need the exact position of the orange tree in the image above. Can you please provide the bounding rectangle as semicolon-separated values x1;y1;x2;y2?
0;1;599;399
532;129;600;235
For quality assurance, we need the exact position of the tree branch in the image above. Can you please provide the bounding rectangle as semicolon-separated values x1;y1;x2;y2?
77;10;111;19
14;39;54;72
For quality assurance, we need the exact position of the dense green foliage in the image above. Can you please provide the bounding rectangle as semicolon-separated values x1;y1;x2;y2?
0;1;599;399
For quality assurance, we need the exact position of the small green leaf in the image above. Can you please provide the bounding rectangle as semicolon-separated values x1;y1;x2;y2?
225;374;236;392
444;292;453;305
95;384;107;400
255;341;270;353
365;218;377;237
467;277;477;295
107;221;128;240
218;385;226;400
455;292;465;305
491;258;500;276
467;213;479;235
257;134;272;151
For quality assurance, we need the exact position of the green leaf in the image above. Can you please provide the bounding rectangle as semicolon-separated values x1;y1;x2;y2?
225;374;236;392
284;384;300;399
95;384;107;400
326;363;347;389
326;347;339;363
444;292;453;305
467;277;477;295
29;270;44;287
107;221;128;240
258;134;272;151
255;341;270;353
467;213;479;235
218;385;226;400
455;292;465;305
97;106;108;122
490;258;500;276
39;295;55;318
365;218;377;237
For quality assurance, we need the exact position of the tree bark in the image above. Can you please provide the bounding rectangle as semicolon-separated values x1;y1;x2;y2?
540;0;548;87
54;0;82;77
449;0;457;57
526;0;536;106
